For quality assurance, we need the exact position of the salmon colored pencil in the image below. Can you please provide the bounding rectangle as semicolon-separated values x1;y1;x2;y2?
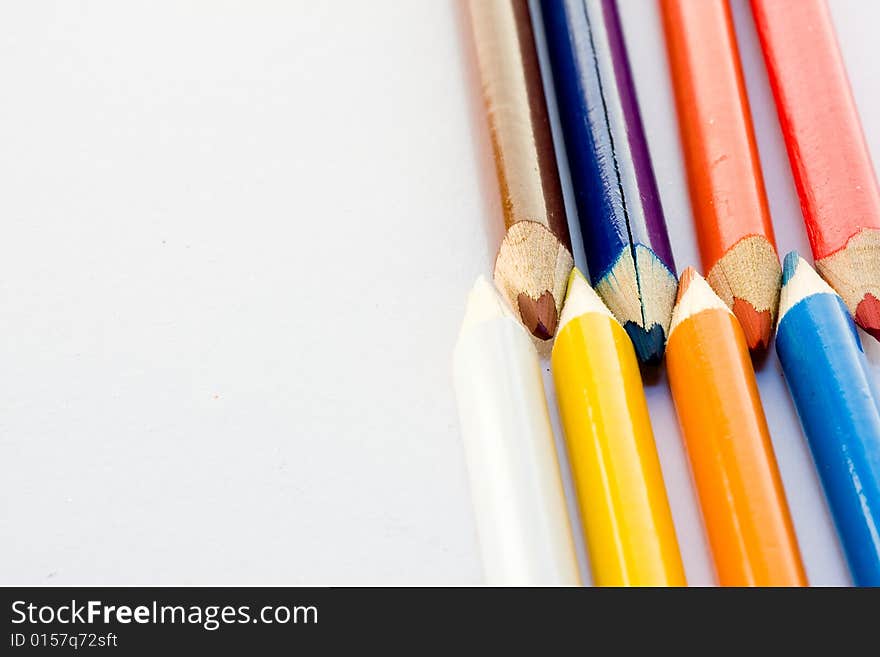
661;0;780;351
752;0;880;340
666;268;806;586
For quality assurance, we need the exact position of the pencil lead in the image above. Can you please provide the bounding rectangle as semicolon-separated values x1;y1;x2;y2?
781;251;801;285
732;299;772;352
517;291;557;341
676;267;697;303
855;294;880;341
623;322;665;365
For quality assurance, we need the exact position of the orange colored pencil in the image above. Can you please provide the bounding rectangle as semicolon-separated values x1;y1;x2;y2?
666;268;806;586
661;0;780;351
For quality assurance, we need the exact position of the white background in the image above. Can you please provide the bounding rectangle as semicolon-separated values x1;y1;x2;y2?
1;0;876;585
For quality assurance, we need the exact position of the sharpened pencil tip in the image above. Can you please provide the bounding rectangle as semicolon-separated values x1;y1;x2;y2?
855;293;880;341
518;291;558;341
623;321;665;365
459;276;515;335
732;298;772;352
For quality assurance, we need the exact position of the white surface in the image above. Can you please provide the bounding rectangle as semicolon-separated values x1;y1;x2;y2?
453;278;580;586
0;0;874;584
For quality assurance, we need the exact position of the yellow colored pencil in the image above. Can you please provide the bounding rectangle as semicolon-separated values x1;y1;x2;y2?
551;269;686;586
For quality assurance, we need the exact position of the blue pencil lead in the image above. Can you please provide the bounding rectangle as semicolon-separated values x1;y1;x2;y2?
781;251;802;286
623;322;665;365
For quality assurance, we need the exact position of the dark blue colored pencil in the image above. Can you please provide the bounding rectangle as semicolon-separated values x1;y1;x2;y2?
776;253;880;586
540;0;676;363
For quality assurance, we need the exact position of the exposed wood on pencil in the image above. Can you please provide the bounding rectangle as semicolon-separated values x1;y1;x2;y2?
776;253;880;586
540;0;676;363
552;269;686;586
666;268;806;586
814;229;880;340
661;0;780;351
751;0;880;340
467;0;574;340
453;277;581;586
705;236;779;351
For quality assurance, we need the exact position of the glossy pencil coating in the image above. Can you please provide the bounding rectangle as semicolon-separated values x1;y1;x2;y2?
661;0;780;351
551;269;685;586
453;277;581;586
467;0;574;340
540;0;676;364
666;269;806;586
776;254;880;586
751;0;880;340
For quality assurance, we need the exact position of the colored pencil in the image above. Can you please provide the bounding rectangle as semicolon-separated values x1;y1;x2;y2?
551;269;686;586
466;0;574;341
776;253;880;586
666;268;806;586
453;276;581;586
661;0;780;352
751;0;880;340
540;0;677;364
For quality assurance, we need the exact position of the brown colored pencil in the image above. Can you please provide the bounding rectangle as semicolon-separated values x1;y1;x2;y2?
466;0;573;340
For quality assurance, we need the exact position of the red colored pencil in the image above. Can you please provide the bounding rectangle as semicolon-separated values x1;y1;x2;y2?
751;0;880;339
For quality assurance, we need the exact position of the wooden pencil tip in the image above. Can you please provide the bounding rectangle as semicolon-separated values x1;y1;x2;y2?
518;291;558;341
705;235;781;349
814;228;880;335
855;293;880;341
669;267;731;337
778;251;839;325
459;275;515;335
557;268;614;333
592;245;676;365
732;298;772;352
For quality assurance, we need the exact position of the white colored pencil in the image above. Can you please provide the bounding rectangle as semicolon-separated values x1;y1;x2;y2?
453;276;581;586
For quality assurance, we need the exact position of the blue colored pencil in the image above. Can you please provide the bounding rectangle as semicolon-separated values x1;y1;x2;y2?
776;253;880;586
539;0;676;363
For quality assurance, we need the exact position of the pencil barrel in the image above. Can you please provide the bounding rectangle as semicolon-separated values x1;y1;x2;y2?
454;317;581;586
552;313;685;586
751;0;880;260
539;0;676;362
467;0;569;241
667;310;805;585
661;0;775;268
777;294;880;586
540;0;673;279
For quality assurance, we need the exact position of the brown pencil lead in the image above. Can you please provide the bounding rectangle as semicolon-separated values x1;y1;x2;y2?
732;298;772;352
518;291;557;341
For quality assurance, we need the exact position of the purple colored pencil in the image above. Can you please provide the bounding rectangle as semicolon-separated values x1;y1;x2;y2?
540;0;677;362
601;0;675;270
